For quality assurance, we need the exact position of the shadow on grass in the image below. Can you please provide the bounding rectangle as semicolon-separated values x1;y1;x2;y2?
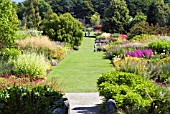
72;104;104;114
84;36;96;38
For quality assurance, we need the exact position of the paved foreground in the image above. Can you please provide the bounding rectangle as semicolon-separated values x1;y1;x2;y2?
65;93;104;114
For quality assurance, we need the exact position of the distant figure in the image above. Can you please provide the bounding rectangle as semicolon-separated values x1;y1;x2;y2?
97;42;101;47
94;43;97;52
88;31;90;36
85;32;87;37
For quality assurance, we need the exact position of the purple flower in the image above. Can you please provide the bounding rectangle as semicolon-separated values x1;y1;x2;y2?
126;51;131;56
125;49;152;58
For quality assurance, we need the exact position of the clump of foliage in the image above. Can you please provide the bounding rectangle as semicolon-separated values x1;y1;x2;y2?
113;57;148;76
16;36;67;60
10;53;47;79
126;49;152;58
97;71;170;113
16;30;43;40
102;0;130;33
128;21;170;40
130;34;156;42
90;12;100;25
0;48;21;60
148;40;170;53
0;0;19;48
105;42;147;59
43;12;83;47
128;21;151;39
0;85;63;114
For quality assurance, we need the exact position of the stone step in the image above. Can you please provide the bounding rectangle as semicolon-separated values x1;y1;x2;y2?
65;93;104;114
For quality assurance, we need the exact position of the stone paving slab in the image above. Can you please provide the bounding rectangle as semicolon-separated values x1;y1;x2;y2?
65;93;104;114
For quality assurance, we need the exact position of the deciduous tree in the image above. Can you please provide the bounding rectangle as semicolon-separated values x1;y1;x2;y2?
102;0;130;33
0;0;19;48
43;13;83;46
147;1;170;26
90;12;100;25
24;0;41;28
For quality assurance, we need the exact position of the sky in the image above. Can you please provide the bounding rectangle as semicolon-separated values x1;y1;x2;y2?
12;0;25;3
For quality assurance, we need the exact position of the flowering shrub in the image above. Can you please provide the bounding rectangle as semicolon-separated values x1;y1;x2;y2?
126;49;152;58
105;42;147;59
50;46;67;60
114;57;148;76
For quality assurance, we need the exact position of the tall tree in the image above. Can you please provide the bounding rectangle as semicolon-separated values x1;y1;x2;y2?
46;0;74;15
73;0;94;23
24;0;41;28
147;1;170;26
130;12;147;27
16;2;25;20
91;0;110;18
125;0;158;17
0;0;19;48
102;0;130;33
90;12;100;25
38;0;52;20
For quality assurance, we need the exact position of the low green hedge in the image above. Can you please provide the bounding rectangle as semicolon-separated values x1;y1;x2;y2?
148;40;170;53
97;71;170;113
0;85;63;114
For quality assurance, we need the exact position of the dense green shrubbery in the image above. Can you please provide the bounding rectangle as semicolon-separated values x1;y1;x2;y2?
97;71;170;113
148;40;170;53
11;53;47;79
0;85;63;114
128;21;170;40
130;34;156;41
43;13;83;47
0;48;21;60
0;61;12;75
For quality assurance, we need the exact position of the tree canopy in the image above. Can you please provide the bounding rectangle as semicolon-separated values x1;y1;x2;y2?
43;12;83;46
90;12;100;25
102;0;130;33
0;0;19;48
147;1;170;26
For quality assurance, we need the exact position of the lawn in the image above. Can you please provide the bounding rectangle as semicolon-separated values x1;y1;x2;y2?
48;37;113;92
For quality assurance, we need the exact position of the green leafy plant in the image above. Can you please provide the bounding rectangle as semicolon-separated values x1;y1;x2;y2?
43;12;83;47
0;0;19;48
0;48;21;60
0;61;12;75
130;34;156;42
148;40;170;53
97;71;170;113
10;53;47;79
0;85;63;114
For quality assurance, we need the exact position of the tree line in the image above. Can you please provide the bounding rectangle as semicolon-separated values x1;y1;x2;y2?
14;0;170;33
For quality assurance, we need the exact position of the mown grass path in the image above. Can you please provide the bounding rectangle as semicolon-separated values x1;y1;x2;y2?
48;37;113;92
